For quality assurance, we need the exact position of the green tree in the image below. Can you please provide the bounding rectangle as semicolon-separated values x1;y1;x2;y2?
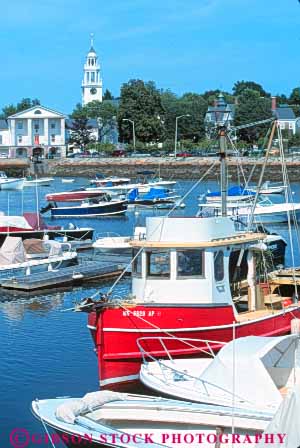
103;89;114;100
118;80;165;144
289;87;300;105
1;97;40;118
161;90;208;142
234;89;272;143
69;117;95;148
177;93;208;142
233;81;269;97
83;101;118;142
202;89;235;106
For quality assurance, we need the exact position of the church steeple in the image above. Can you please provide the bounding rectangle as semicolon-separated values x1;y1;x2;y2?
82;34;103;105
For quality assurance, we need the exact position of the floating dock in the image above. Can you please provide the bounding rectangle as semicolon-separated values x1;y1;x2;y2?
0;260;127;292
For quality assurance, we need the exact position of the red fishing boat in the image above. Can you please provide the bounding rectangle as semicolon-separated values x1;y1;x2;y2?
45;189;105;202
81;215;300;389
79;120;300;389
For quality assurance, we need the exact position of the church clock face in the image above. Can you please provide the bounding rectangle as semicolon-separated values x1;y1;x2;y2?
90;87;97;95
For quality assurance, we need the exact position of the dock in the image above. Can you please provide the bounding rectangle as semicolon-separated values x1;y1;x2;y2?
0;260;128;292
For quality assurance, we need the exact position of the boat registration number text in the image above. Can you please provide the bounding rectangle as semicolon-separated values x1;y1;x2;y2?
122;310;159;317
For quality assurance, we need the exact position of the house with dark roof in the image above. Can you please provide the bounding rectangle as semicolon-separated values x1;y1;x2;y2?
272;97;300;134
204;93;235;138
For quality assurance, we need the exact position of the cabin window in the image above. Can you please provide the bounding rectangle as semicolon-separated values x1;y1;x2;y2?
91;72;95;82
214;250;224;282
177;250;204;278
132;249;142;277
17;121;23;130
146;250;170;279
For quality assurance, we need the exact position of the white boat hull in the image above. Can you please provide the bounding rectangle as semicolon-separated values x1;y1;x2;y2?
24;178;54;187
0;178;24;190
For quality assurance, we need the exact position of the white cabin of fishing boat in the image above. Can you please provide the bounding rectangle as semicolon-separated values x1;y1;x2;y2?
131;216;265;307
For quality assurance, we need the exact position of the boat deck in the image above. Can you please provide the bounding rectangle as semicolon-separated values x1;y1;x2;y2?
0;260;125;292
236;308;278;322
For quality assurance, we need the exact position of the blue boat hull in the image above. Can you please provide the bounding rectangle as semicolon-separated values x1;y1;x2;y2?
50;201;128;218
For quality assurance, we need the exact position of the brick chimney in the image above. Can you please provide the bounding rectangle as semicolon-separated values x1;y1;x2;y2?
271;96;277;112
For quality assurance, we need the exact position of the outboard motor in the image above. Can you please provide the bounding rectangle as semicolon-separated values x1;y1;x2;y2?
40;202;55;214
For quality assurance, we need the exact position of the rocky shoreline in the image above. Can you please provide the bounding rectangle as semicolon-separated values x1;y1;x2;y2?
47;157;300;182
2;157;300;182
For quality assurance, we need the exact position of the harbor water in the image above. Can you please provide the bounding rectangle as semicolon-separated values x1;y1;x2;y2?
0;177;300;447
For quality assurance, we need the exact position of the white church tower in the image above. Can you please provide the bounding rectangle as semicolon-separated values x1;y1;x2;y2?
82;34;103;105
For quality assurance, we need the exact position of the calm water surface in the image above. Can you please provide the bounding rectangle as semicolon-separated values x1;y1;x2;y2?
0;176;300;447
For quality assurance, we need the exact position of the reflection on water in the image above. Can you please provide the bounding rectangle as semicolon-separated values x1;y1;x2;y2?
0;177;300;445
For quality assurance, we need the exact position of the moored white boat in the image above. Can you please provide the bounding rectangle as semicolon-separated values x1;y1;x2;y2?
92;227;146;253
139;334;298;411
247;181;286;195
198;201;300;224
61;178;75;183
32;386;298;448
23;177;54;187
0;236;77;278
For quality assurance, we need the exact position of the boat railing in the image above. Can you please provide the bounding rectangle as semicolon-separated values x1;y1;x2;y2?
94;232;123;239
137;336;225;364
137;336;253;404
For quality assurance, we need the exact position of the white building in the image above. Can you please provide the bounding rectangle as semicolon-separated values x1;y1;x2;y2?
0;105;67;158
82;35;103;105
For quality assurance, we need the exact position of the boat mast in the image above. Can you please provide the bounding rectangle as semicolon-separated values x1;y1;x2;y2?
219;125;228;217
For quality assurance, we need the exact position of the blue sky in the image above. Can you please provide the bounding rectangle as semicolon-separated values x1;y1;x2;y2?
1;0;300;113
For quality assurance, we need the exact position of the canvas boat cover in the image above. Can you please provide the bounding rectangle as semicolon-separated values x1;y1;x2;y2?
55;391;125;424
206;185;255;198
256;380;300;448
23;213;61;231
0;236;27;265
0;215;32;230
23;239;46;254
198;335;298;409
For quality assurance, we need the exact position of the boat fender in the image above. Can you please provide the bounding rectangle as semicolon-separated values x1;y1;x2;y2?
291;318;300;335
282;298;293;308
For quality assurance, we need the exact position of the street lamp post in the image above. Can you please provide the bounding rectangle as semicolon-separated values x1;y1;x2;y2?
122;119;136;150
174;114;190;157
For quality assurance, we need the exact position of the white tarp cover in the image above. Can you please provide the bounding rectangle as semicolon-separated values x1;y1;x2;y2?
0;216;32;230
199;335;298;409
0;236;26;265
55;391;124;425
256;381;300;448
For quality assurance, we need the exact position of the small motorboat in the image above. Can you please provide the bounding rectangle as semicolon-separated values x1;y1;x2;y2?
90;174;131;187
139;334;298;412
45;189;105;202
32;385;299;448
205;185;255;203
48;197;128;218
61;178;75;184
0;212;94;248
198;200;300;224
127;187;181;208
247;181;287;195
93;227;146;253
0;236;77;279
0;172;24;190
23;176;54;187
